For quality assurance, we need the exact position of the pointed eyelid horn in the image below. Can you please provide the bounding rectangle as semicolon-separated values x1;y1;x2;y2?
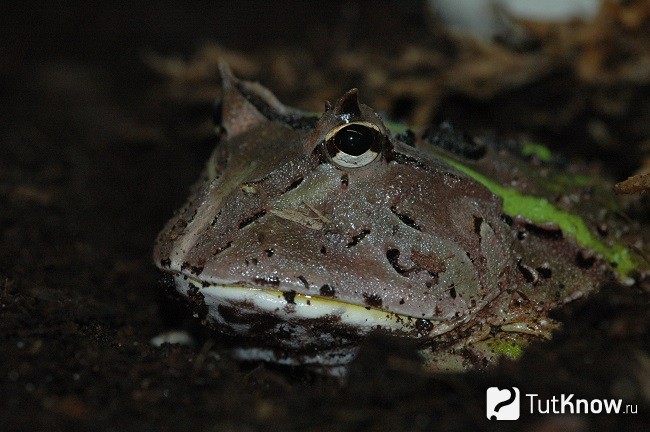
333;88;361;122
217;61;268;139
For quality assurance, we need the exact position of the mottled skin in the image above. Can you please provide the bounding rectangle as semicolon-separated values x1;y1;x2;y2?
154;64;648;371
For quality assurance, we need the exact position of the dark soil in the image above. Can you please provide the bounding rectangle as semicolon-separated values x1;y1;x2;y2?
1;2;648;431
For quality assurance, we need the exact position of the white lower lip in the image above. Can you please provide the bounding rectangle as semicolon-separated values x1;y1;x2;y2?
174;275;457;338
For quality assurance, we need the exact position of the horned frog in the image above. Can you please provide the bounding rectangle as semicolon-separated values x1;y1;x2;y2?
154;64;648;373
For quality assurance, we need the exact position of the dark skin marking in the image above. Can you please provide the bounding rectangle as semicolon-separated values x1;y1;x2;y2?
190;265;204;276
320;284;335;297
537;266;552;278
254;276;280;287
525;222;563;240
347;229;371;247
211;209;222;226
576;250;596;269
180;208;198;228
212;241;232;256
386;249;410;276
386;151;427;169
443;171;462;182
518;260;539;284
239;210;267;230
284;177;304;193
175;219;188;228
283;290;297;304
363;292;383;308
390;206;421;231
341;174;349;188
415;318;433;335
297;276;309;290
473;216;483;237
186;284;208;321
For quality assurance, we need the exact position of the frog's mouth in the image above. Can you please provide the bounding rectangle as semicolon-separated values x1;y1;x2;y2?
174;275;457;340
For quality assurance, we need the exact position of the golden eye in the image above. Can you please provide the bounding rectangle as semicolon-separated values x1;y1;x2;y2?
325;122;382;168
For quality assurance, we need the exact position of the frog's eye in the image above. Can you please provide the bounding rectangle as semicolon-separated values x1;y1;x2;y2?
325;122;382;168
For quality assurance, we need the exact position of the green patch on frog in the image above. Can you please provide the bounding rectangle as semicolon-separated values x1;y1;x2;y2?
489;337;524;360
443;158;638;276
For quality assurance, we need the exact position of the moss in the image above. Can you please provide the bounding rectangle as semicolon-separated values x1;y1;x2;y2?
521;141;553;162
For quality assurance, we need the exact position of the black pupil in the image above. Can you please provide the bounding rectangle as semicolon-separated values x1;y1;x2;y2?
333;124;376;156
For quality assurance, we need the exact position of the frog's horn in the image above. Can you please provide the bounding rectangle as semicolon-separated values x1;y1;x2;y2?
218;61;268;139
333;88;362;119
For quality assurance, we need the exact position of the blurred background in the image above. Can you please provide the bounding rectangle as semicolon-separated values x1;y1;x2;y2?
5;1;650;173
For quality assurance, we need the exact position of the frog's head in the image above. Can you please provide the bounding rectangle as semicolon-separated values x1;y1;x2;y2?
154;64;521;355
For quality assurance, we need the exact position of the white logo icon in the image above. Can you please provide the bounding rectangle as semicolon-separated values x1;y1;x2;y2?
486;387;520;420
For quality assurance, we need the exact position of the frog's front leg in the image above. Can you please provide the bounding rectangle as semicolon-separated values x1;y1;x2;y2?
419;291;558;371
